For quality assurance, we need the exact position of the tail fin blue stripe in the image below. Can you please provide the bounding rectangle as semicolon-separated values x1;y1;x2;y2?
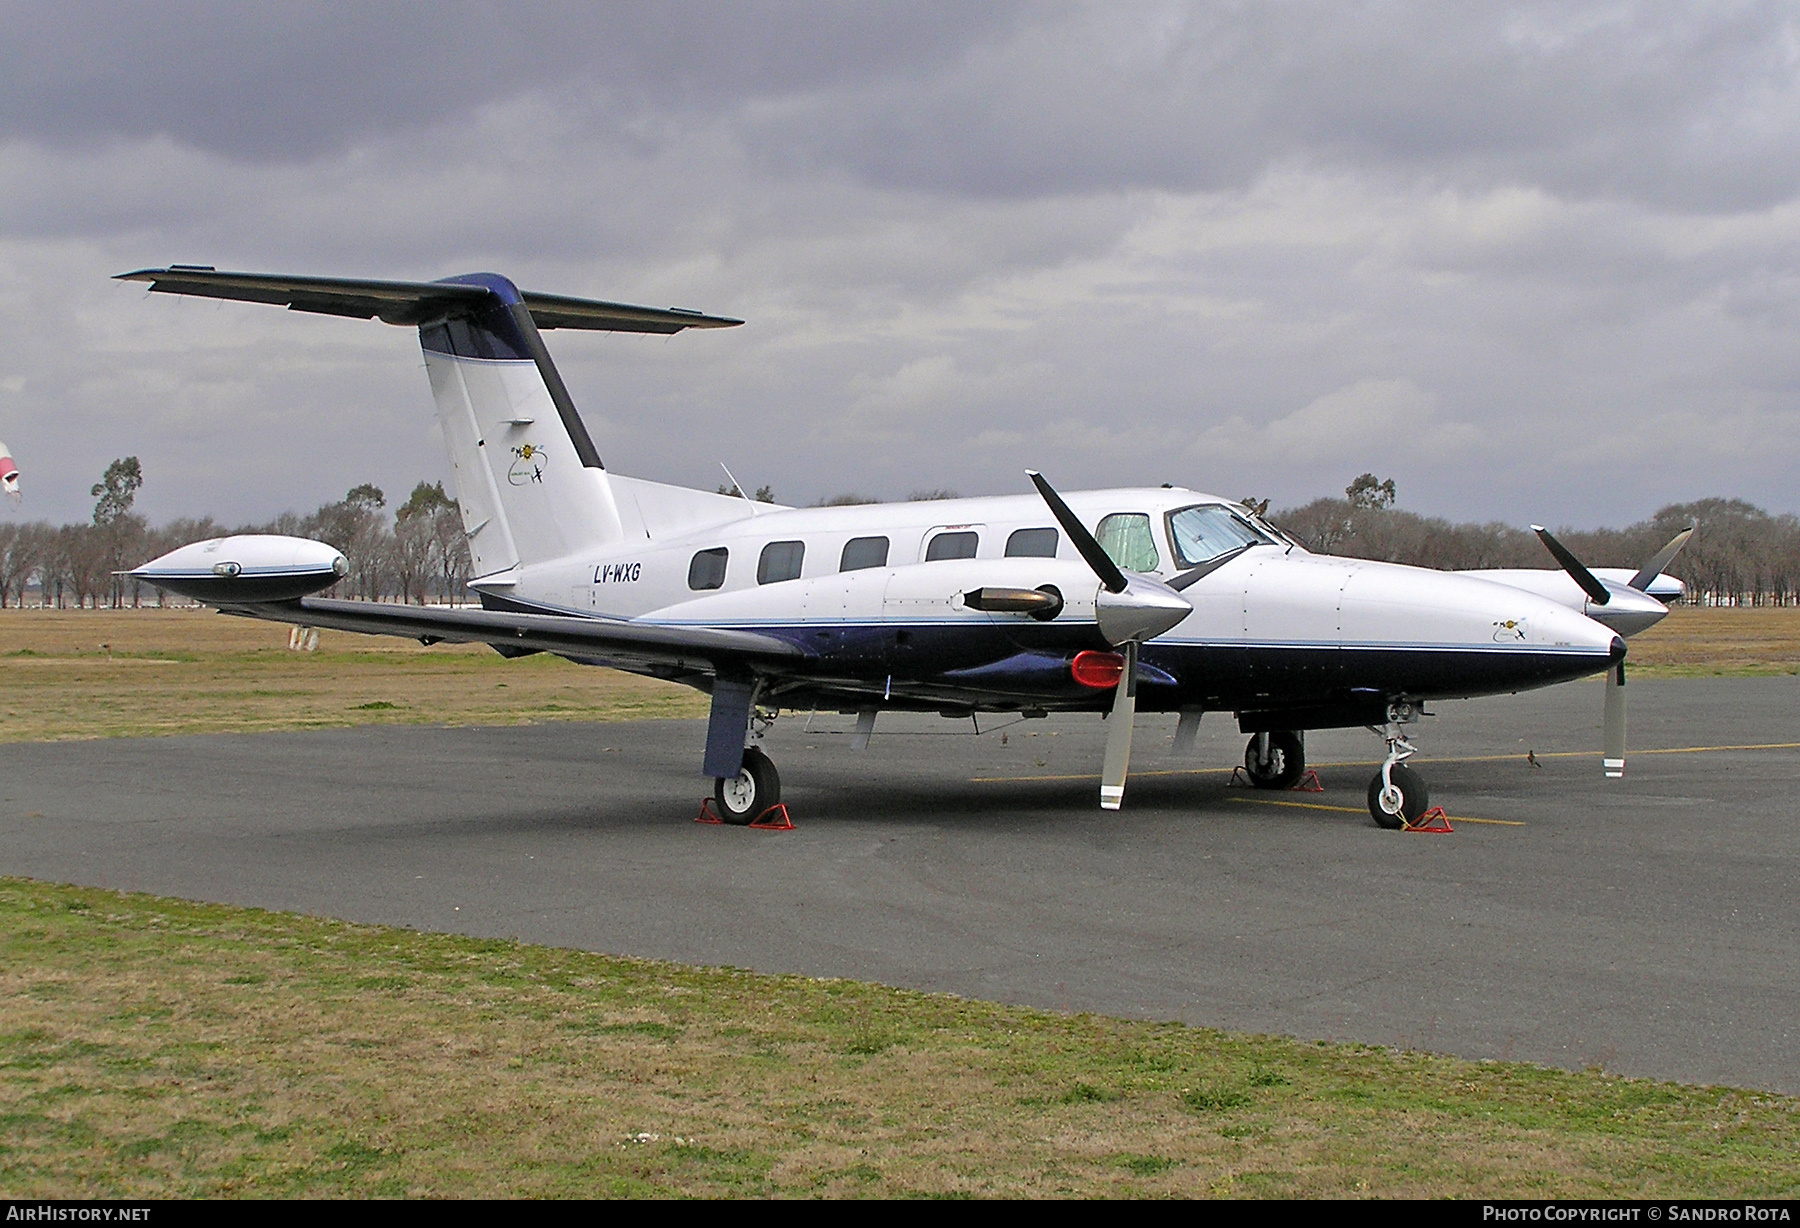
419;273;605;470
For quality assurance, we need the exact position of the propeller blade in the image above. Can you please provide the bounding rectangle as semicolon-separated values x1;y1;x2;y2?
1532;525;1611;606
1604;658;1626;778
1100;641;1138;809
1166;544;1252;591
1629;524;1696;592
1027;470;1128;594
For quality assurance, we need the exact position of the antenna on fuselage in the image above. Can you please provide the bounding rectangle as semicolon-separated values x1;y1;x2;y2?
717;462;752;501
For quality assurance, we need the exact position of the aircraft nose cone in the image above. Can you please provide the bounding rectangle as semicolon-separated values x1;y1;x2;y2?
1095;577;1192;645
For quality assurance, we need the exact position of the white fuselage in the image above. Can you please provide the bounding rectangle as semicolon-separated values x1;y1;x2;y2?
475;480;1622;717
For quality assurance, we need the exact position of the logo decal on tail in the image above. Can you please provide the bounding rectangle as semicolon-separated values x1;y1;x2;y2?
507;443;547;486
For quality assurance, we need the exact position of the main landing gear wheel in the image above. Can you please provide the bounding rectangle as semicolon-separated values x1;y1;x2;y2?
714;746;781;825
1367;762;1429;829
1242;731;1305;790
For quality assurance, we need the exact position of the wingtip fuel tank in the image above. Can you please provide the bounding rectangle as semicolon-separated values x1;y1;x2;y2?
131;535;348;604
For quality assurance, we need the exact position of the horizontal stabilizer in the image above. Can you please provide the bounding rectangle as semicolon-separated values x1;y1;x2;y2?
114;267;743;334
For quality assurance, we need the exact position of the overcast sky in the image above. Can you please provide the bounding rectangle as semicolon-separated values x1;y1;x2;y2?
4;1;1797;529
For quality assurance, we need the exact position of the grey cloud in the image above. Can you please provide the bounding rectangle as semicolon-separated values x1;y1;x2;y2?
11;3;1798;212
1;1;1023;160
749;2;1800;211
4;3;1799;533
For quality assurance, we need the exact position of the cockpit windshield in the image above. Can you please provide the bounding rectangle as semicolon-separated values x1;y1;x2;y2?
1166;504;1273;568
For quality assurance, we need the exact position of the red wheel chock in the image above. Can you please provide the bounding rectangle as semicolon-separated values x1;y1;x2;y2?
749;804;795;830
695;798;795;830
1403;806;1453;833
1227;766;1324;792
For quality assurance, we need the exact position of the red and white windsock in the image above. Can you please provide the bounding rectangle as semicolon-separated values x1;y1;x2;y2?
0;441;17;502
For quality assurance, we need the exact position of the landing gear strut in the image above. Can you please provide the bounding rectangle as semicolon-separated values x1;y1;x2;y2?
1242;730;1305;790
1367;700;1429;829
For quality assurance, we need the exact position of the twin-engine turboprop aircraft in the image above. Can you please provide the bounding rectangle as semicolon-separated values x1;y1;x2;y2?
123;266;1680;827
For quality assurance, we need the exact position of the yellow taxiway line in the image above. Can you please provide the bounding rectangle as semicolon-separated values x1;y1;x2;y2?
1225;797;1526;825
971;740;1800;785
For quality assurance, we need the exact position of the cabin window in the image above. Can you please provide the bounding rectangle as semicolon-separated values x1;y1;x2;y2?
925;531;979;561
1005;527;1059;558
1165;504;1271;568
1096;513;1159;572
757;540;806;584
840;536;889;572
687;547;728;590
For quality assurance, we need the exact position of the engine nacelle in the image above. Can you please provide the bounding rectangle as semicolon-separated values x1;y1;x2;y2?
131;535;348;604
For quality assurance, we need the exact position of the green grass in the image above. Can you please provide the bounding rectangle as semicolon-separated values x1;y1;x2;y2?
0;877;1795;1198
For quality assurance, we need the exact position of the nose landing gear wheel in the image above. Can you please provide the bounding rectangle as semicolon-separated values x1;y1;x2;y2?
1242;731;1305;790
714;746;781;825
1367;762;1428;829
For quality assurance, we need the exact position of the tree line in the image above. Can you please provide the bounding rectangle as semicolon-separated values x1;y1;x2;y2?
1267;476;1800;607
4;461;1797;609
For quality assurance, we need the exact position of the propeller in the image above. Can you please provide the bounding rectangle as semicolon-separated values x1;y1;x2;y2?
1532;525;1611;606
1628;524;1696;593
1604;651;1626;779
1099;641;1139;809
1027;471;1193;810
1533;522;1634;774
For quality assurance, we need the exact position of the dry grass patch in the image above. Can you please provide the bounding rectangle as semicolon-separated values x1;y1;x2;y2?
1626;606;1800;676
0;604;1794;745
0;609;705;742
0;878;1795;1198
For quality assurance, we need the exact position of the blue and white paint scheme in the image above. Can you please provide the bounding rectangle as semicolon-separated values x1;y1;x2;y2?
120;266;1664;827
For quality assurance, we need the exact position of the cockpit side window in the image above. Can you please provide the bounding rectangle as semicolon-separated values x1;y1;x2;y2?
1165;504;1271;569
1096;513;1159;572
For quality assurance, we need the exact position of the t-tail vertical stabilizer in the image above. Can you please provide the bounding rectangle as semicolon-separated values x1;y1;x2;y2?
112;265;744;577
419;273;619;578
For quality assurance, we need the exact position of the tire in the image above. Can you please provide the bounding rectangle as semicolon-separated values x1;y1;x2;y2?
714;746;781;825
1243;731;1305;790
1366;763;1429;829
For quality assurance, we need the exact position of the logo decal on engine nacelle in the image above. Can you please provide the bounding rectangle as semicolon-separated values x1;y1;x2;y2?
1493;618;1528;642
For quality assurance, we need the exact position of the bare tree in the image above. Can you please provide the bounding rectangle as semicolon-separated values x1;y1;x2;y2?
91;457;147;607
7;522;54;607
308;484;390;600
392;481;447;604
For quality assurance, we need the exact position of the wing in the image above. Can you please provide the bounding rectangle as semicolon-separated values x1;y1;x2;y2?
114;267;743;333
222;597;804;675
